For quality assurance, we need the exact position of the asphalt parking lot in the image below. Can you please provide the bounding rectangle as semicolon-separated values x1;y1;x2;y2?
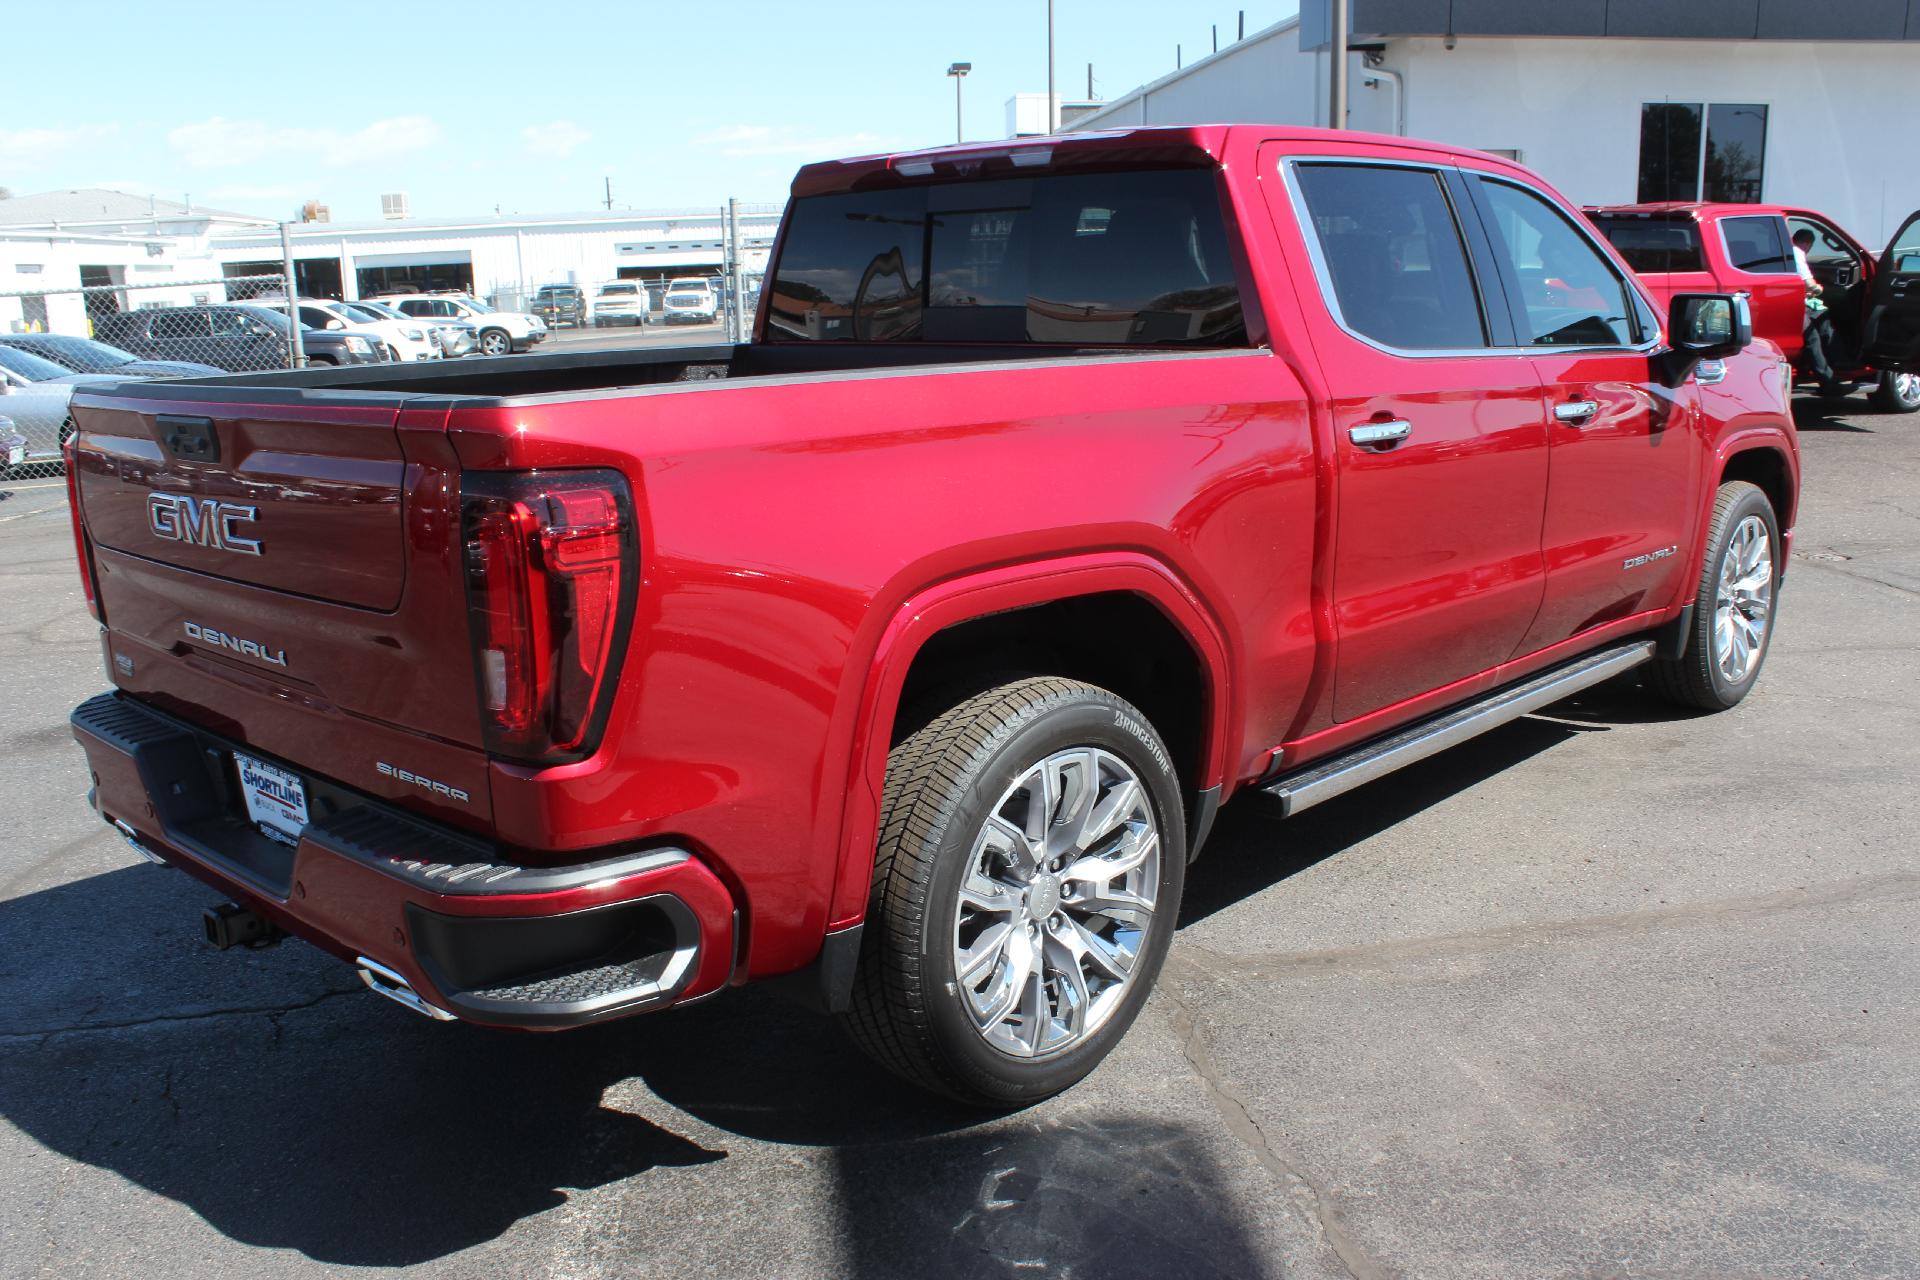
1;395;1914;1279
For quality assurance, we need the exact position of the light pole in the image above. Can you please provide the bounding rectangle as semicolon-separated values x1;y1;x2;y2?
947;62;971;143
1046;0;1057;132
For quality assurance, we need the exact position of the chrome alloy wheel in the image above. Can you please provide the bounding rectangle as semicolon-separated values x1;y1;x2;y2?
952;747;1161;1058
1892;372;1920;405
1713;514;1774;684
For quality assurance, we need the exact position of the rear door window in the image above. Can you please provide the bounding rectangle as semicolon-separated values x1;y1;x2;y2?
766;168;1246;346
1291;163;1489;350
1721;215;1795;274
1474;178;1642;347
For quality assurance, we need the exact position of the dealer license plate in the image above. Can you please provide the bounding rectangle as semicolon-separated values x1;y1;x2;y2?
6;444;22;468
234;752;309;845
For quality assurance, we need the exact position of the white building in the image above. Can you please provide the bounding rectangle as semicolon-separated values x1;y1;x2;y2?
1064;0;1920;245
204;207;784;309
1;188;785;333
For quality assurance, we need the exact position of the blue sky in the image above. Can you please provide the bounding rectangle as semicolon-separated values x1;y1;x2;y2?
0;0;1298;222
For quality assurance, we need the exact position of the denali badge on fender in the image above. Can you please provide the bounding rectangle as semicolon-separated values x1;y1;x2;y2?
148;492;262;556
375;761;471;804
183;621;287;667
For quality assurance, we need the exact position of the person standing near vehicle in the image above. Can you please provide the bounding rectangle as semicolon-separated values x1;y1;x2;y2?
1794;228;1847;395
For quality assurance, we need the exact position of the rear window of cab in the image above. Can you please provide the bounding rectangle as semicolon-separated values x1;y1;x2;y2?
1589;215;1707;273
765;168;1247;347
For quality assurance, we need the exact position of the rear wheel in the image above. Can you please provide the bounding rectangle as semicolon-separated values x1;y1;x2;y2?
1649;481;1780;712
844;677;1186;1107
1870;369;1920;414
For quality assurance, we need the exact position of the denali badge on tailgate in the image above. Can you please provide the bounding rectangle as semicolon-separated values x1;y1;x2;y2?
183;621;287;667
147;492;262;556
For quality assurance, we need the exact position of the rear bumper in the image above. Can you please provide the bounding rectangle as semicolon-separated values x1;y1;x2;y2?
70;692;737;1029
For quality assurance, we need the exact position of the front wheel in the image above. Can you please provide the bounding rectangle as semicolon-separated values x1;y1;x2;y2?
477;328;512;357
1870;369;1920;414
844;677;1186;1107
1649;481;1781;711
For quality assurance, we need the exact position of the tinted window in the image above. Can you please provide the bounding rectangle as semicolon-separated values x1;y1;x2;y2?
1478;180;1638;347
1293;163;1487;350
150;309;215;340
767;168;1245;346
1638;103;1702;203
395;299;428;316
1592;216;1706;274
1889;217;1920;277
1703;104;1767;204
1722;216;1794;274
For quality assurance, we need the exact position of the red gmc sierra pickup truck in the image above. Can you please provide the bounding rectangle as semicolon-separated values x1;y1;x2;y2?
66;126;1799;1106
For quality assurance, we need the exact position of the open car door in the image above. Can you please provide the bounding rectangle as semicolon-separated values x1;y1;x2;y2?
1862;211;1920;373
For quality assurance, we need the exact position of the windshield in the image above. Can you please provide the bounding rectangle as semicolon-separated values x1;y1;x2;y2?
356;301;407;320
3;335;137;370
339;304;385;324
599;284;637;295
459;297;495;314
0;345;75;381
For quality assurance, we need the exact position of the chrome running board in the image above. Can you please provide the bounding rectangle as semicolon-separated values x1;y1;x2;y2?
1260;641;1656;817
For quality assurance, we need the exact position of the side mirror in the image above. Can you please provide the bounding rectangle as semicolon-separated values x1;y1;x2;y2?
1660;292;1751;385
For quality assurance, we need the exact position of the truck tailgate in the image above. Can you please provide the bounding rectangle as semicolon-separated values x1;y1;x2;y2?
69;390;493;830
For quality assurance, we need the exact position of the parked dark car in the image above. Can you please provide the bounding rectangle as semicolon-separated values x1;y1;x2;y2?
531;284;588;329
0;333;222;379
93;305;386;372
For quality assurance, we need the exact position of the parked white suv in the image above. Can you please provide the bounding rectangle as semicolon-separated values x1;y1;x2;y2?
661;277;719;324
369;293;547;356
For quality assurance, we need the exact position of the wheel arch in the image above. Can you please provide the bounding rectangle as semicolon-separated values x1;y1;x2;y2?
1717;436;1798;531
826;554;1234;931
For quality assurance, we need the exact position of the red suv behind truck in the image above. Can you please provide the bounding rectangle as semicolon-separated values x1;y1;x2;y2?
67;126;1799;1105
1587;201;1920;414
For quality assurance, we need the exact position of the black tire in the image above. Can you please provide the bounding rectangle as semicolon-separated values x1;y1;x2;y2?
477;328;512;357
1869;369;1920;414
1649;481;1781;712
843;677;1186;1107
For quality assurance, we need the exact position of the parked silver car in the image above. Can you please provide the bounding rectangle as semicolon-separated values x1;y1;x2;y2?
0;345;124;468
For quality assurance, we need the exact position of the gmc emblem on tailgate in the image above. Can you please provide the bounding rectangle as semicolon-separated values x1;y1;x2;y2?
147;493;262;556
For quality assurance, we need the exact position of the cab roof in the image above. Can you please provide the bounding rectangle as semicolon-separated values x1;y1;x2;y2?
788;124;1528;198
1585;201;1793;220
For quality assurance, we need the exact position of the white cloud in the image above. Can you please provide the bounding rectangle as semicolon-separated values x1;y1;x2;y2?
0;124;119;164
167;116;442;169
689;124;896;160
521;120;590;159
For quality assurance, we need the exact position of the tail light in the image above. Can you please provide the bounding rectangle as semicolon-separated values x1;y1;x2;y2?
461;470;637;763
63;434;103;622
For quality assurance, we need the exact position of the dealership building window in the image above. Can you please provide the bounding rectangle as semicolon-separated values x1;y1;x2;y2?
1638;103;1768;204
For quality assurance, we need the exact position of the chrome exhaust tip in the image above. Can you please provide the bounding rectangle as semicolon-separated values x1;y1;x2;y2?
110;817;168;866
356;957;456;1022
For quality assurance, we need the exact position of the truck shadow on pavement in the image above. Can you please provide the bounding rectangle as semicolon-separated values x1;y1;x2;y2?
0;685;1652;1269
0;859;1270;1272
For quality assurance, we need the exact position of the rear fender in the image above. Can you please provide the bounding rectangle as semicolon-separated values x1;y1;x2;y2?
826;553;1233;929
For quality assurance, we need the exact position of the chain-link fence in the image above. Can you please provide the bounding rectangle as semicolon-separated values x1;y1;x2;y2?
1;274;293;481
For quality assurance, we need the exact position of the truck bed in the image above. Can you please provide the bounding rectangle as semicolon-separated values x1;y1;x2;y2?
104;341;1159;406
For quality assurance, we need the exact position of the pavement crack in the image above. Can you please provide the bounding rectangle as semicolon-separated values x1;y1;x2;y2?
1160;953;1394;1280
0;985;361;1045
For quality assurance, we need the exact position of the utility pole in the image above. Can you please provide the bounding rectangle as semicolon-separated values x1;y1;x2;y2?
1087;62;1093;99
727;198;745;343
604;177;613;211
1213;24;1218;53
1329;0;1349;129
1239;10;1245;39
1046;0;1058;132
278;221;305;369
948;62;972;143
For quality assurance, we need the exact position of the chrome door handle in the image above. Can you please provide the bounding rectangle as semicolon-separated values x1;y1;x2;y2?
1693;360;1728;386
1348;419;1412;450
1553;399;1600;424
